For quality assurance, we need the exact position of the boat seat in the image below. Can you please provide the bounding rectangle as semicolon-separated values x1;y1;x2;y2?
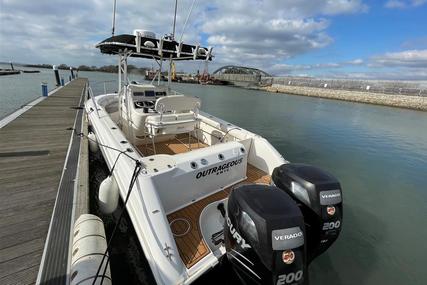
145;113;199;136
154;95;201;113
144;95;201;153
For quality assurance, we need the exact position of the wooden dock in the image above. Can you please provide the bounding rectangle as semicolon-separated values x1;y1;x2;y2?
0;78;88;285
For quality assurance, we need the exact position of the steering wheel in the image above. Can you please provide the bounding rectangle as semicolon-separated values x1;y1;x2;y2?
134;101;144;108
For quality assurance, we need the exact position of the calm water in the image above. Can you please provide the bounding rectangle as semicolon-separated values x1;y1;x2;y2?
1;71;426;284
0;63;119;118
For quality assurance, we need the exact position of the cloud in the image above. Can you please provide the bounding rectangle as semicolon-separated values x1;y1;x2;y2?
384;0;427;9
370;49;427;68
267;49;427;80
201;0;368;67
0;0;368;70
326;68;427;80
270;67;427;81
267;58;365;75
385;0;407;8
0;0;202;66
412;0;427;5
320;0;369;14
6;1;422;80
401;37;427;49
204;17;332;65
0;0;111;65
342;58;364;65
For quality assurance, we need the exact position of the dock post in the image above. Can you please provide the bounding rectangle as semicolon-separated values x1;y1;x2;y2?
53;65;61;86
70;67;75;79
69;75;72;82
41;82;48;96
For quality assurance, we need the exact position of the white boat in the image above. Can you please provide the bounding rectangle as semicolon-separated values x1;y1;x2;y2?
85;28;343;285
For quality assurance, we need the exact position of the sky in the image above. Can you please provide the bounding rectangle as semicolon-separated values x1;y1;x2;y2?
0;0;427;80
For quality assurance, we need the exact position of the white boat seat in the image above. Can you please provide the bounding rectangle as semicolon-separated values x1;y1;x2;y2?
155;95;201;113
145;113;199;136
144;95;201;153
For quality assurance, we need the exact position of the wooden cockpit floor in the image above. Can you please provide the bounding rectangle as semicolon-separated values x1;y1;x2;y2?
167;164;271;268
138;136;207;156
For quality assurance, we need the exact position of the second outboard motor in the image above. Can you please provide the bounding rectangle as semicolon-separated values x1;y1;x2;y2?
272;163;343;263
225;184;308;285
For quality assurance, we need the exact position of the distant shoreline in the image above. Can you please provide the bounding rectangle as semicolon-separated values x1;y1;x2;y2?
18;63;148;74
259;84;427;112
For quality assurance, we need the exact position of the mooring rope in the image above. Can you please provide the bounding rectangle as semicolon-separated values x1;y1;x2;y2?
72;128;138;163
92;160;142;285
71;128;142;284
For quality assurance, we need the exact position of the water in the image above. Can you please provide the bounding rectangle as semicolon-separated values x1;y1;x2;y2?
0;63;120;118
2;71;427;284
174;84;427;285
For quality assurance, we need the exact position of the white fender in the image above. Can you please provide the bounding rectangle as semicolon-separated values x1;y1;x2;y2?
71;214;111;285
88;132;99;153
98;175;119;214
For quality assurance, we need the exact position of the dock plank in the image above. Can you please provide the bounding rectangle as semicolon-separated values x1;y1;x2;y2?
0;217;50;241
0;238;45;264
0;79;87;284
0;250;43;280
0;265;39;285
0;220;52;249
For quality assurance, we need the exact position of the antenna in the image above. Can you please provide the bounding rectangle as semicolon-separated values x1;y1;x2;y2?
168;0;178;90
179;0;198;42
172;0;178;39
112;0;117;37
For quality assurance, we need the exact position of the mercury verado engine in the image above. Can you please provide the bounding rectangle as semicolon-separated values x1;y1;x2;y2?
224;184;308;285
272;163;343;263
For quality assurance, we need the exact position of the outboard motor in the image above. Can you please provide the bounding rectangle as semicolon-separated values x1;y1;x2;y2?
272;163;343;263
224;184;308;285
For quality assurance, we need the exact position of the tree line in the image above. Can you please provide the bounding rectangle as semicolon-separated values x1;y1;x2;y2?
23;63;150;74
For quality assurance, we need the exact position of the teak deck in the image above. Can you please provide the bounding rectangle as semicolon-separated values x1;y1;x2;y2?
140;137;271;268
0;79;87;285
139;135;206;156
168;164;270;268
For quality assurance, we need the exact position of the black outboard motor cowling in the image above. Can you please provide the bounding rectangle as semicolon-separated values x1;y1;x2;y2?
225;185;307;285
272;163;343;263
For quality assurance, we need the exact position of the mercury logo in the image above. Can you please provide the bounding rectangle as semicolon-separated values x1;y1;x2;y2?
274;231;303;241
227;217;251;249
